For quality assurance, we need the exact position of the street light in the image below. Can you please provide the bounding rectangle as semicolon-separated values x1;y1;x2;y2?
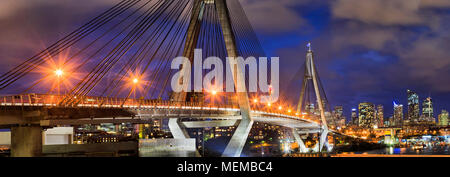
55;69;63;77
133;78;139;84
55;69;63;96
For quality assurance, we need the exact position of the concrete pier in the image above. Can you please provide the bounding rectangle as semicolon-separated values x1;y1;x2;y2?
10;126;42;157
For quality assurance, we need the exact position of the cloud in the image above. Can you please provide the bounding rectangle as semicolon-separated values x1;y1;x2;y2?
331;24;398;51
0;0;122;68
420;0;450;8
394;34;450;92
332;0;423;26
239;0;309;34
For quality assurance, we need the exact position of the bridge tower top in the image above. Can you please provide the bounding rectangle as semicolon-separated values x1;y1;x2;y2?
297;42;330;152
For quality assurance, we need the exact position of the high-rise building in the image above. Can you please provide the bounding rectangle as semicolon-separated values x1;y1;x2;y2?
407;90;420;123
333;106;345;128
393;101;403;126
385;116;392;127
438;110;448;126
358;102;375;128
351;108;358;126
422;97;433;121
334;106;343;118
376;104;384;127
306;103;315;114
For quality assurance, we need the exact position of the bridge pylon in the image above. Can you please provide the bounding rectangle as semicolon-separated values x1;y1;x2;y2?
171;0;252;157
296;43;330;152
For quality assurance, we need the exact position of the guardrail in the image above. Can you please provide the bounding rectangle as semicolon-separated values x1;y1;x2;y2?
0;93;321;124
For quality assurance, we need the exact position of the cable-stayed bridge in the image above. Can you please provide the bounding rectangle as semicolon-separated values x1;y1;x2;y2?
0;0;342;157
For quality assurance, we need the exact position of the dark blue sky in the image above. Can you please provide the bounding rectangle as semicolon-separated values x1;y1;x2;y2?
0;0;449;121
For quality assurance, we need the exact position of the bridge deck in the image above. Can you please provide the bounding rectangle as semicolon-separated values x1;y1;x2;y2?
0;94;321;129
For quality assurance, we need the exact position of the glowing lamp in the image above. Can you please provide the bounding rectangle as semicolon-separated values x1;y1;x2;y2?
55;69;63;77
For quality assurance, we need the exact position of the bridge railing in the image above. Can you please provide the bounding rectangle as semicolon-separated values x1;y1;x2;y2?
0;93;320;123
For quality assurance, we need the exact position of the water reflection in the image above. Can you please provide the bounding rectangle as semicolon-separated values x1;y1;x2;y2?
354;145;450;155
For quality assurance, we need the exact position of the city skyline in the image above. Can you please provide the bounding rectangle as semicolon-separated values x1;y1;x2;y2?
343;89;447;124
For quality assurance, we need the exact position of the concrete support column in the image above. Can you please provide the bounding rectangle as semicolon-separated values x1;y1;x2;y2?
222;119;253;157
215;0;253;158
167;118;201;157
312;129;330;152
168;118;189;139
319;128;329;152
291;128;307;153
10;125;43;157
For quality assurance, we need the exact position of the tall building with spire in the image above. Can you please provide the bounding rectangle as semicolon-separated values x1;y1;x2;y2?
407;90;420;123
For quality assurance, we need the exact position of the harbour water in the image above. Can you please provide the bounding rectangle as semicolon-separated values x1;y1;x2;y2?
344;145;450;155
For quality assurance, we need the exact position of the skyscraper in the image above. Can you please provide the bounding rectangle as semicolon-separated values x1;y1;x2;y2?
333;106;345;128
422;97;433;121
306;103;315;114
393;101;403;126
438;110;449;126
385;116;392;127
407;90;420;123
358;102;375;128
376;104;384;127
351;108;358;126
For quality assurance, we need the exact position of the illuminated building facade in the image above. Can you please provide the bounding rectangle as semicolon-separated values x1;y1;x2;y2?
376;104;384;128
438;110;449;126
407;90;420;123
385;116;392;127
305;103;315;114
351;108;358;126
358;102;375;128
333;106;345;128
422;97;434;121
393;102;403;126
